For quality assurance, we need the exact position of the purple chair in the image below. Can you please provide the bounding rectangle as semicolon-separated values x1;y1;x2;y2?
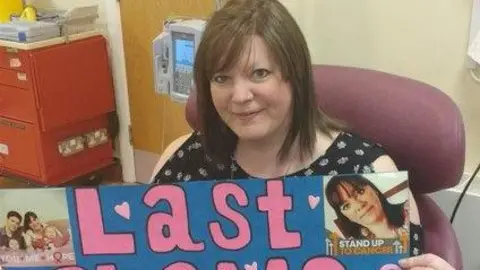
185;65;465;269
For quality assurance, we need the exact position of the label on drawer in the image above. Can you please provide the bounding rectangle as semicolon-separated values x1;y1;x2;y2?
0;143;9;155
9;58;21;68
17;72;27;81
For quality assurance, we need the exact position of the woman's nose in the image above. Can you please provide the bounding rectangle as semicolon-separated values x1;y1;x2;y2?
353;201;366;212
231;79;253;103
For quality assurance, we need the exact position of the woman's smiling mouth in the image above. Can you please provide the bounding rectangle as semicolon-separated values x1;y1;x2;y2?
234;110;263;120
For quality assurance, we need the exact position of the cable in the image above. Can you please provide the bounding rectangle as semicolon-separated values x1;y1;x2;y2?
450;162;480;223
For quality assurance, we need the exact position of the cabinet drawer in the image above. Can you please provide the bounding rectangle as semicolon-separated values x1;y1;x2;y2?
0;67;31;89
0;117;40;177
0;47;29;72
0;84;37;123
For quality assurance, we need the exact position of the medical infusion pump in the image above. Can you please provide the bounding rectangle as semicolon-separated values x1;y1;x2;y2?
153;19;206;103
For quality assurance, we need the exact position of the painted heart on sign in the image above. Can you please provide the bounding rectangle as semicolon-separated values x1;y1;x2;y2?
114;201;131;220
244;262;257;270
308;195;320;209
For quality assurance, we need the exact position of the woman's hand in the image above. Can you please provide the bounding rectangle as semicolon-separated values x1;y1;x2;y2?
398;253;455;270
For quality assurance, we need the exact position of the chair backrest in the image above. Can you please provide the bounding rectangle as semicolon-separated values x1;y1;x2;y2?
185;65;466;194
313;65;465;194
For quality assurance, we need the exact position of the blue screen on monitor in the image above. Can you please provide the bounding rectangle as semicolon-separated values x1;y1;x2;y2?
174;38;194;68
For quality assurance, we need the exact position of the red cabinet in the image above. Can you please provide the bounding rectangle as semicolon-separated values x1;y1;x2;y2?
0;34;116;185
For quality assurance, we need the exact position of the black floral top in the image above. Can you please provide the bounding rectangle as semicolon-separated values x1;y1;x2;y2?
153;131;424;257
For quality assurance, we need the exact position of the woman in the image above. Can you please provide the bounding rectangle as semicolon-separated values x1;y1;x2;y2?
325;175;408;239
151;0;454;269
22;211;47;252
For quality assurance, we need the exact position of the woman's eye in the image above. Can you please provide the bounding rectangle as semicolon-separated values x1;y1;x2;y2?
356;188;365;195
341;203;350;211
213;75;228;84
252;69;270;80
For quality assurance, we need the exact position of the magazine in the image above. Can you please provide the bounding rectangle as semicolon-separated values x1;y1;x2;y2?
0;171;410;269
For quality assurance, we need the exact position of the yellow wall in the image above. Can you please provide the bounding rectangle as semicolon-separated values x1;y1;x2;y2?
281;0;479;174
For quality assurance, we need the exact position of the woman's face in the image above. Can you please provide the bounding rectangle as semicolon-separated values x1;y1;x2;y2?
28;217;42;231
210;35;292;142
336;182;385;227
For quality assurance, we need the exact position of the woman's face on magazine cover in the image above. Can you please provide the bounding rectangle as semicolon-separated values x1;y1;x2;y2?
335;181;385;226
6;216;20;232
27;217;41;231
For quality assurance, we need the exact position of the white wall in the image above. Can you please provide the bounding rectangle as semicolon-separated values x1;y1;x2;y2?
280;1;479;268
281;0;479;175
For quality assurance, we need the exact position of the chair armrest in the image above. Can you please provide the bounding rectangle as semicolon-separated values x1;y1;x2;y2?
415;194;463;269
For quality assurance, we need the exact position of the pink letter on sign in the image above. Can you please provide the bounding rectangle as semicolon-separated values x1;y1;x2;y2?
164;262;196;270
303;257;345;270
216;262;238;270
74;188;135;255
144;185;205;252
257;180;301;249
96;266;117;270
209;183;251;250
266;258;288;269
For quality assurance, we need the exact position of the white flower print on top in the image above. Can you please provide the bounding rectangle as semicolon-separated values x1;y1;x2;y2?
329;170;338;176
217;163;225;171
337;141;347;149
183;174;192;181
199;168;208;177
319;158;329;166
362;166;372;173
177;172;183;180
363;142;371;147
304;169;313;176
177;150;184;158
193;142;202;149
164;169;172;176
337;157;349;165
353;165;360;173
355;149;365;156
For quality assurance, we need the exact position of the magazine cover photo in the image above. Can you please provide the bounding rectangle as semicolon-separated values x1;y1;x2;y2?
0;188;75;267
323;172;410;256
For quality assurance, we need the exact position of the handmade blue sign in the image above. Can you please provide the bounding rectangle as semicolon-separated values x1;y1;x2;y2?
0;172;410;270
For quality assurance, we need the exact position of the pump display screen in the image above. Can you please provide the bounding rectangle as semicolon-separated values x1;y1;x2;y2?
172;32;195;95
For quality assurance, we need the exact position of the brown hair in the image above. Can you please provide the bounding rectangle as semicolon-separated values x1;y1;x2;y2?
194;0;343;162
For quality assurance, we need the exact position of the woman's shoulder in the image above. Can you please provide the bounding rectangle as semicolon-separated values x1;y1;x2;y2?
150;132;201;180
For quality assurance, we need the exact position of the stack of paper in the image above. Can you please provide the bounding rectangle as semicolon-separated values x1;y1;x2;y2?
57;5;99;35
0;20;60;42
